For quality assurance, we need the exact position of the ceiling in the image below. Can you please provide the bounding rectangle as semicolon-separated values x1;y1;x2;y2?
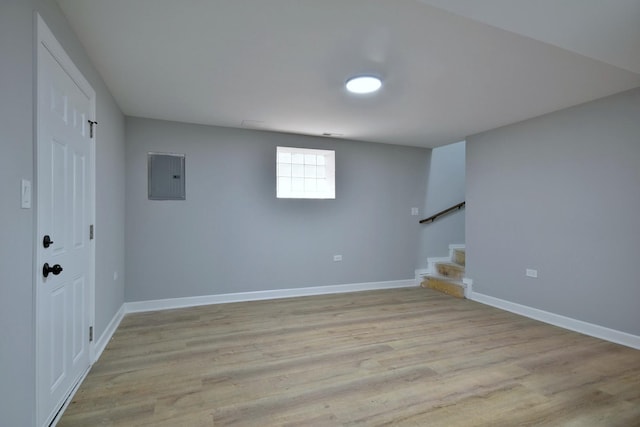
57;0;640;148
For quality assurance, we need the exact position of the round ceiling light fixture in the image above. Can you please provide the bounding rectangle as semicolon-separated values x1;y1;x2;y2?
345;75;382;94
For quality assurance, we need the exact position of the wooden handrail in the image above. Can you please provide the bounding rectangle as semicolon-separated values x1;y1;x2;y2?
419;201;465;224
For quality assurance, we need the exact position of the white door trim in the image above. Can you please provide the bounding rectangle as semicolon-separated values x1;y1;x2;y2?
35;13;96;427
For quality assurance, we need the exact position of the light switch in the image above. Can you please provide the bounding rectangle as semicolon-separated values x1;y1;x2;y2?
21;179;31;209
411;207;419;216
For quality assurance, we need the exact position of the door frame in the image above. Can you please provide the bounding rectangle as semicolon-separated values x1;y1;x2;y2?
34;13;96;427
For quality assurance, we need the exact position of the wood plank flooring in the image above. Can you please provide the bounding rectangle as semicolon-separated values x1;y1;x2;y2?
59;288;640;426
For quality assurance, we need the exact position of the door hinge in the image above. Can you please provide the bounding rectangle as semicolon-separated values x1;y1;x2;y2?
89;326;94;342
89;224;94;240
88;120;98;138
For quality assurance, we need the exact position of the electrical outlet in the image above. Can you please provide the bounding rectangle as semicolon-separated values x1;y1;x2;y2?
333;255;342;262
411;207;419;216
526;269;538;278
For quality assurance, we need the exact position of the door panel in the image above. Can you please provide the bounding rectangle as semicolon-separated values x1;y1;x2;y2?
73;276;88;364
51;139;68;256
36;15;95;427
50;283;66;390
72;153;86;248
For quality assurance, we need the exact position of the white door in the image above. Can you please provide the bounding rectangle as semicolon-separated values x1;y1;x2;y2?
36;15;95;427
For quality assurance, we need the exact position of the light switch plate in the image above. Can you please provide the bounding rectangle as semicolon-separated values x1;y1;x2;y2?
21;179;31;209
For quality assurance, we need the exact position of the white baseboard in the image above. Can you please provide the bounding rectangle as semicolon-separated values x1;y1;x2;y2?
414;269;430;285
462;278;473;297
469;291;640;350
93;305;125;362
124;279;417;314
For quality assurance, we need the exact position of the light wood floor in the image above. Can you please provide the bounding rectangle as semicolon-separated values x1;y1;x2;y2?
59;288;640;426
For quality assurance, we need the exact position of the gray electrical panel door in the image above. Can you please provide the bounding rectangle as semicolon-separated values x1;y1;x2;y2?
148;153;185;200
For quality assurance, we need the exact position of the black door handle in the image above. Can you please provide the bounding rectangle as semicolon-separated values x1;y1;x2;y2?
43;235;54;248
43;263;63;278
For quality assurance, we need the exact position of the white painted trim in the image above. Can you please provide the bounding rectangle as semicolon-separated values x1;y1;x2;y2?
414;269;430;285
125;279;416;314
469;291;640;350
427;257;450;264
93;305;125;363
462;277;473;297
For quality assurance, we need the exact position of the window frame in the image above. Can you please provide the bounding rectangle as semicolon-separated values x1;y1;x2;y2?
276;146;335;199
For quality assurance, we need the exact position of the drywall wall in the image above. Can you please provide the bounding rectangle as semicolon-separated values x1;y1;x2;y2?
0;1;125;425
466;87;640;335
0;3;36;425
94;77;126;338
125;118;430;302
417;140;465;264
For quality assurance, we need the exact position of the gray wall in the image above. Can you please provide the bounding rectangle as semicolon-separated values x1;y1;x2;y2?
466;87;640;336
0;1;125;425
125;118;430;302
418;140;466;264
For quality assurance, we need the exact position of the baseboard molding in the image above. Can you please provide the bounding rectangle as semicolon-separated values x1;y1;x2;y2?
462;278;473;297
124;279;416;314
93;305;125;362
469;291;640;350
414;269;430;285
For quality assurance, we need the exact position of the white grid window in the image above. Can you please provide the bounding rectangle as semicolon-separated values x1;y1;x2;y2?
277;146;335;199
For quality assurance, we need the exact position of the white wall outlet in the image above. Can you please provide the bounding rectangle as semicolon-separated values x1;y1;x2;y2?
333;255;342;262
21;179;31;209
113;271;119;281
526;269;538;278
411;207;419;216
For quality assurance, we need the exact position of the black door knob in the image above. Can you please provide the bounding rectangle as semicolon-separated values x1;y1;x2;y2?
43;263;63;278
43;235;54;248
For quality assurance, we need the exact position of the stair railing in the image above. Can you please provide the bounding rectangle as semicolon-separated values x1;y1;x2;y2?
419;201;465;224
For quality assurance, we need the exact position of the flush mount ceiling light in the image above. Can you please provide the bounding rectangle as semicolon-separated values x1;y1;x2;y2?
345;75;382;94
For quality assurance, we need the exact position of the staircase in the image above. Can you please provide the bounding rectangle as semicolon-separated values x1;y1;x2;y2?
421;245;466;298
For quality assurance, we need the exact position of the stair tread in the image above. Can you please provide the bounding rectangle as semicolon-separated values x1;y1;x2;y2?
452;248;466;266
423;275;465;287
421;276;465;298
437;262;464;269
435;262;465;280
422;245;466;298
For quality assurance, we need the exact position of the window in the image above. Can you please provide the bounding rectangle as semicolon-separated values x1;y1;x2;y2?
277;146;335;199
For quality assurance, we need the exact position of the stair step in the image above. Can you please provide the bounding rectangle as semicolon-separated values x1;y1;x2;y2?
421;276;465;298
453;248;465;266
435;262;465;280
